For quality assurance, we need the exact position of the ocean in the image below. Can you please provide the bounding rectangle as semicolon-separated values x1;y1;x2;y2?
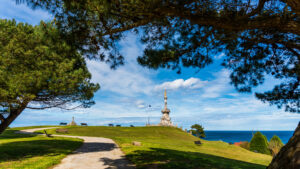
204;131;294;144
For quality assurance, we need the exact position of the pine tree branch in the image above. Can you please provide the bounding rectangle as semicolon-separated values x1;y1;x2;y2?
0;114;5;123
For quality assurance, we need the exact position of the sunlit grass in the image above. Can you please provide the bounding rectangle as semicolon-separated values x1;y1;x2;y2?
45;126;272;169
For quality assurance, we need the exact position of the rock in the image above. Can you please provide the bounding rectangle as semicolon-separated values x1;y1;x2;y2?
267;122;300;169
132;141;141;146
194;141;202;145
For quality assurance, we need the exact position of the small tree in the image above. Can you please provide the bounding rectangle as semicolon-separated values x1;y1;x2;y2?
250;132;270;155
269;135;284;157
0;19;100;134
191;124;205;138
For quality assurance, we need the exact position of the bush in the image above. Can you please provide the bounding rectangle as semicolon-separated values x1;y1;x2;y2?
239;141;250;150
250;132;270;155
268;135;284;156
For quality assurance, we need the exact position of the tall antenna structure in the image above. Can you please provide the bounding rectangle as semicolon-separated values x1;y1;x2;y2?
146;104;151;126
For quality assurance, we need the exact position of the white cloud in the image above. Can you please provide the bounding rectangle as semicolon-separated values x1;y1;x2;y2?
135;100;146;109
87;33;156;96
154;77;207;91
154;69;232;98
201;69;232;98
0;0;52;25
214;53;225;59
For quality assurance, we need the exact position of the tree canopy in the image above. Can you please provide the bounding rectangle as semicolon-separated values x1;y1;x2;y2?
250;131;270;155
268;135;284;156
191;124;205;138
19;0;300;113
0;19;99;133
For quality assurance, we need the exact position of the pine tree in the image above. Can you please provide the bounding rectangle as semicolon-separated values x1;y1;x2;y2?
0;19;100;133
250;132;270;155
191;124;205;138
269;135;284;156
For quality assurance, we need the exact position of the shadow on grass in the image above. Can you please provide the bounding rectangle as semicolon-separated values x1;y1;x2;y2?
126;148;267;169
0;139;82;162
0;130;37;139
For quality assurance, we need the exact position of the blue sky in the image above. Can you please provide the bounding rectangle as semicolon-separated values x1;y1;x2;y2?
1;0;299;130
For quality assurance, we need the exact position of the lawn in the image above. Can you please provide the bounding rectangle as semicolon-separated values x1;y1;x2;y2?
0;129;83;169
44;126;272;169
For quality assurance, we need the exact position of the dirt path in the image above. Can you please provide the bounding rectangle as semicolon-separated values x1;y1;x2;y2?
19;128;135;169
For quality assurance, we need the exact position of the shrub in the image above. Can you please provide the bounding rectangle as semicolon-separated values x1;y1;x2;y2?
239;141;250;150
250;132;270;155
268;135;284;156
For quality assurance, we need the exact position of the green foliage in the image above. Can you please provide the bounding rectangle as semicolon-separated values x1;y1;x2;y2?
0;19;99;109
191;124;205;138
19;0;300;112
250;132;270;155
268;135;284;156
0;19;99;133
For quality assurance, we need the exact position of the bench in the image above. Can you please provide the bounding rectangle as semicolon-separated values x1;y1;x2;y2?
81;123;88;126
44;130;52;137
55;128;68;133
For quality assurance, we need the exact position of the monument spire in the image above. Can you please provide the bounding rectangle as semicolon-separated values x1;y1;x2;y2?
159;89;173;126
164;89;167;108
68;116;77;126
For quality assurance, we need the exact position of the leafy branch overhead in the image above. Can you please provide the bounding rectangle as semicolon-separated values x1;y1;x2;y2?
20;0;299;112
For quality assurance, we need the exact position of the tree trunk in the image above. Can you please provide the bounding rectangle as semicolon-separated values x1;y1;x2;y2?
0;112;20;134
0;102;29;134
267;121;300;169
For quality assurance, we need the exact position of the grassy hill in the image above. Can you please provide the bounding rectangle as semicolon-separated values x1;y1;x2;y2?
44;126;272;169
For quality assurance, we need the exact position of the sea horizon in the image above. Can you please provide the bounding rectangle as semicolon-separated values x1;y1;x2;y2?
204;130;294;144
205;130;294;131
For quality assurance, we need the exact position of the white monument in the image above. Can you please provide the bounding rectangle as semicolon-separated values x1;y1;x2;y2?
68;116;77;126
159;90;173;126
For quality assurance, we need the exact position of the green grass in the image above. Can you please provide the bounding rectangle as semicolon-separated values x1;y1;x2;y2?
45;126;272;169
10;125;59;131
0;129;83;169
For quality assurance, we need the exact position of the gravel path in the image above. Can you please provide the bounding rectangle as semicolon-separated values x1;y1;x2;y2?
19;128;135;169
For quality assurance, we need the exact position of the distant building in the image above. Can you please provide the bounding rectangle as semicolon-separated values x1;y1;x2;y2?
234;141;243;146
